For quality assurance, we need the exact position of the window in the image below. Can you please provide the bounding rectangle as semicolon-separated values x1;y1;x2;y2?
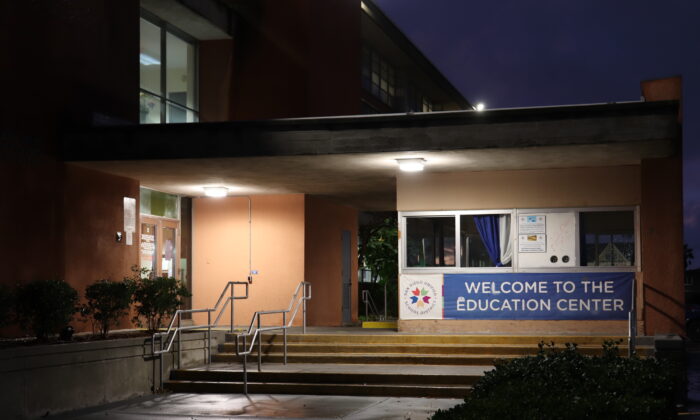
406;217;455;267
139;16;198;124
400;208;637;272
580;211;635;266
362;46;395;107
422;96;433;113
460;214;512;267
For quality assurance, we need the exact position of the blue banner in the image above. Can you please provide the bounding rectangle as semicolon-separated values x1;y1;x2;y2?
443;273;634;320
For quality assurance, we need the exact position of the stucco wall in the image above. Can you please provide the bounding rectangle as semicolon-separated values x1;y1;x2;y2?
304;196;359;326
397;165;640;211
641;157;685;335
191;195;306;328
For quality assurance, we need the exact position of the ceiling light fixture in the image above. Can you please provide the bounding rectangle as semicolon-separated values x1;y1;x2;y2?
474;103;485;111
203;186;229;198
139;53;161;66
396;158;426;172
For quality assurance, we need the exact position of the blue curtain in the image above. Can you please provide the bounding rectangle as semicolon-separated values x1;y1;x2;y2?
474;215;502;267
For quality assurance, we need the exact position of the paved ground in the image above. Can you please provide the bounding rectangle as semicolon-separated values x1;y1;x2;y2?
53;393;462;420
189;362;491;376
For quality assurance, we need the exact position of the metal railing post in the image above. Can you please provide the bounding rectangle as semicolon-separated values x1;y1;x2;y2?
629;276;637;357
230;283;234;332
303;285;307;334
159;335;164;391
257;316;262;372
207;311;212;365
283;312;288;365
177;313;182;369
242;335;248;395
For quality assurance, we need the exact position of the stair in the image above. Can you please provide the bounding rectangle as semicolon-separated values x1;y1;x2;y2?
164;331;652;398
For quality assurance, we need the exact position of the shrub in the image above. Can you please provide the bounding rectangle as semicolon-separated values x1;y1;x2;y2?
431;341;677;420
81;279;134;338
132;275;191;333
0;284;13;327
14;279;78;340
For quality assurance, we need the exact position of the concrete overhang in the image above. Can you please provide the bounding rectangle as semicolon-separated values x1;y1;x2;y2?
63;101;680;211
141;0;235;40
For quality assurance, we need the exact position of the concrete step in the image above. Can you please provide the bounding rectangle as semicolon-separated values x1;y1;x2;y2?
228;332;636;346
212;352;506;365
219;342;652;357
164;380;472;398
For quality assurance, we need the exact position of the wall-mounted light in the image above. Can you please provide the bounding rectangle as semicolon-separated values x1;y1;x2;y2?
204;186;228;198
396;158;426;172
474;103;485;111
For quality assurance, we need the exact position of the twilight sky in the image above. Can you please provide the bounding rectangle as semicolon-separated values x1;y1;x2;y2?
375;0;700;268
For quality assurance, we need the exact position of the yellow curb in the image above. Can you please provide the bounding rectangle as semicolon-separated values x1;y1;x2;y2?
362;321;398;329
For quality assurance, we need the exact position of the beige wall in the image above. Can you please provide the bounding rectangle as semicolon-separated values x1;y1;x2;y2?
192;194;306;327
395;164;686;336
304;196;359;326
397;165;641;211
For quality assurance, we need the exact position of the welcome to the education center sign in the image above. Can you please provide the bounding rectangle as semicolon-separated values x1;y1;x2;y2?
442;273;633;320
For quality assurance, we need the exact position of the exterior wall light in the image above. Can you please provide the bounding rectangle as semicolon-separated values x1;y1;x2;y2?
475;103;485;111
396;158;426;172
203;186;228;198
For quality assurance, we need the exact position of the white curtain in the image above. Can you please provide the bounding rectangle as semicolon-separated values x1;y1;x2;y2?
499;215;513;265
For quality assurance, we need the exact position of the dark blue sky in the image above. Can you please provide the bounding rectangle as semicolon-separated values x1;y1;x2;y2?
376;0;700;268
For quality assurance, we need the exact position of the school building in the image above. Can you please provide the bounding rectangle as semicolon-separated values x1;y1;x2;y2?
1;0;684;337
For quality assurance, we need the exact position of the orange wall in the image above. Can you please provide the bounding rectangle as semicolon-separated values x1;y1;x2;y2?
62;165;140;332
641;157;685;335
397;165;641;211
304;196;359;326
192;195;306;327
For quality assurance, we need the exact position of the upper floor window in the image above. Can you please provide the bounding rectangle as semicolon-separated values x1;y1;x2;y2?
362;46;395;107
140;17;198;124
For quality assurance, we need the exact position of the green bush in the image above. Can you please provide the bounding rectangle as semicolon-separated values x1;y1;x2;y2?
431;341;677;420
0;283;13;327
132;275;191;333
81;279;134;338
14;279;78;340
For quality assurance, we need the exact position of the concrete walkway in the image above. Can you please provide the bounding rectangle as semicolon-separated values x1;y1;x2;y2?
189;362;491;376
53;393;462;419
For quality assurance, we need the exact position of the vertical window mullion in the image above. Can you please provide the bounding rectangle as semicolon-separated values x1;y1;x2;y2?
160;24;167;124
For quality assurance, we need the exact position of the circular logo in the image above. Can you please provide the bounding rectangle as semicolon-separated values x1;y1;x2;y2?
402;280;437;316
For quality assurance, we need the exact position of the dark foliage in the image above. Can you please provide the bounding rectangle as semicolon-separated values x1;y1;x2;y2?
131;275;191;333
431;340;677;420
81;279;134;338
14;280;78;340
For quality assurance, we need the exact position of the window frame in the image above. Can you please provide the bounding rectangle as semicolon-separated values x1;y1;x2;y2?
361;45;395;108
400;210;516;274
140;10;199;124
399;206;640;274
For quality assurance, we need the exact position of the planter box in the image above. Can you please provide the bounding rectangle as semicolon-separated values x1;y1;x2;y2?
0;330;226;419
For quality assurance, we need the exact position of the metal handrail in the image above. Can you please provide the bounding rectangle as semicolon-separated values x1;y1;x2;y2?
151;280;249;390
361;289;383;321
629;275;637;356
234;281;311;394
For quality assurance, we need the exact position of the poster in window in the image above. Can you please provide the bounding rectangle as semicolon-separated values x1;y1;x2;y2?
518;215;546;235
518;234;546;253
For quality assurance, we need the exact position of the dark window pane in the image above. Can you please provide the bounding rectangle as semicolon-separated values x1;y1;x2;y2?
406;217;455;267
460;215;511;267
579;211;635;266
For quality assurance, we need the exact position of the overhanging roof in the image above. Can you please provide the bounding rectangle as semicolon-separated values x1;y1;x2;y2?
63;101;680;210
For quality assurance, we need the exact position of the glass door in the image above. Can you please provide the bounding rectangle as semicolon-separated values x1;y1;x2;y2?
140;216;180;279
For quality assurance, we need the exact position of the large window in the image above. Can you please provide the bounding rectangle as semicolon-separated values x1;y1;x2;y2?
401;208;637;272
140;16;198;124
362;46;395;107
580;211;635;267
406;217;455;267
